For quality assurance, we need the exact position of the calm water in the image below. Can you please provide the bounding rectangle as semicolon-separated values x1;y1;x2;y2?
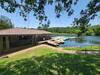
53;35;100;47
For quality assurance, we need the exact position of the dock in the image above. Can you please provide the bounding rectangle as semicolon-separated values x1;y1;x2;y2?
38;36;68;46
38;40;59;46
46;40;59;46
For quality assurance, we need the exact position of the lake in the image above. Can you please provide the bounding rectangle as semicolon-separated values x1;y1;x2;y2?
52;34;100;47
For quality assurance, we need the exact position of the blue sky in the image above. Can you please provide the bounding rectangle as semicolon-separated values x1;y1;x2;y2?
0;0;100;28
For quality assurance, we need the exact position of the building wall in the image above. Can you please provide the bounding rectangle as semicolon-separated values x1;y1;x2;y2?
0;36;3;50
9;35;33;48
0;34;51;54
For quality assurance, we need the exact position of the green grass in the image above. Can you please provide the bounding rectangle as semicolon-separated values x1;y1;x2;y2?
0;47;57;65
64;45;100;51
0;47;100;75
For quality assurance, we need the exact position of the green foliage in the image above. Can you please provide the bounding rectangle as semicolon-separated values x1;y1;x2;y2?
45;25;100;36
47;27;80;34
0;15;14;29
85;27;94;36
85;25;100;36
93;25;100;35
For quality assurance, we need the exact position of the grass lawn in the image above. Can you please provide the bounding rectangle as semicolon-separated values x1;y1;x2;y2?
0;46;100;75
64;45;100;51
0;47;57;65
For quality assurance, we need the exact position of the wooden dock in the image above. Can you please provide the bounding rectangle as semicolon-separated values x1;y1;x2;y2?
46;40;59;46
38;40;59;46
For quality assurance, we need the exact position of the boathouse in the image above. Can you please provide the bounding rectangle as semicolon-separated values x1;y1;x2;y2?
0;28;51;51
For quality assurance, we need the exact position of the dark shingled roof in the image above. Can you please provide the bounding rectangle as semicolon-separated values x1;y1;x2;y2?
0;28;51;36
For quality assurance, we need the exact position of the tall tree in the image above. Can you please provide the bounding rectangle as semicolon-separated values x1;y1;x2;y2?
0;15;14;29
73;0;100;36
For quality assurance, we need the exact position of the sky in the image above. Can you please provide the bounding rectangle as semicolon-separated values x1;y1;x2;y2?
0;0;100;28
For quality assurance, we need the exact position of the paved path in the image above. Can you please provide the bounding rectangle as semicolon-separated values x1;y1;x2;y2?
40;45;100;55
1;44;100;58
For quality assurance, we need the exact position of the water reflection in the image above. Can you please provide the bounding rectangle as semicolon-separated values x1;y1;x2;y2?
90;40;100;44
56;35;100;47
67;37;86;43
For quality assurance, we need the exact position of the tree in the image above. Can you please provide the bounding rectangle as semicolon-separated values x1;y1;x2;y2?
38;24;49;30
73;19;91;36
38;20;50;30
93;25;100;35
0;0;100;35
85;27;94;36
0;15;14;29
73;0;100;36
